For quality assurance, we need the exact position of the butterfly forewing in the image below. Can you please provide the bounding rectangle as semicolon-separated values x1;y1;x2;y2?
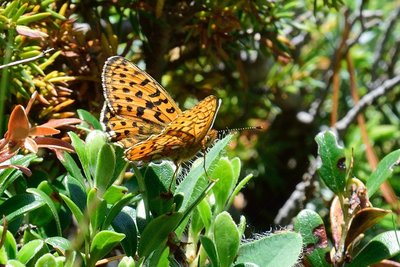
102;56;181;121
101;56;182;146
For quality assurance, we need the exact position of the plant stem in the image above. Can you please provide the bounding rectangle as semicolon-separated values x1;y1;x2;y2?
0;27;16;135
132;165;151;221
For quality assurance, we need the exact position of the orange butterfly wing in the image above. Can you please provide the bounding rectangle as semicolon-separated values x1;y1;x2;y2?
125;95;220;163
101;56;220;164
100;56;181;147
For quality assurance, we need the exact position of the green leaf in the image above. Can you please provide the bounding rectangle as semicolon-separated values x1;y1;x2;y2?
236;232;303;267
315;131;346;194
16;239;46;264
35;253;57;267
112;207;138;257
60;152;86;190
214;212;240;267
94;144;116;192
89;230;125;266
118;256;135;267
87;188;107;231
85;130;108;179
103;193;136;230
5;260;25;267
0;154;37;195
138;212;184;259
63;174;86;212
143;162;175;217
17;12;51;25
347;230;400;267
366;149;400;198
77;109;103;130
0;226;17;260
212;157;235;213
44;237;71;255
27;188;62;236
69;131;91;181
59;193;84;224
294;209;326;245
228;173;254;212
112;147;129;185
103;184;129;205
294;209;330;267
177;134;232;212
64;251;84;267
28;181;61;227
196;199;212;232
146;247;169;267
0;193;45;224
200;236;219;267
231;157;241;185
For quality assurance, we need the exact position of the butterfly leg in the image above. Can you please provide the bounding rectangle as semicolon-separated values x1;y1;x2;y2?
202;147;217;183
167;162;181;193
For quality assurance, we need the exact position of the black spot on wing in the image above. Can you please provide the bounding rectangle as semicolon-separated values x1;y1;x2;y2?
146;101;155;109
149;89;161;98
135;91;143;98
140;78;150;86
154;111;165;123
154;98;168;106
137;107;145;117
166;107;175;113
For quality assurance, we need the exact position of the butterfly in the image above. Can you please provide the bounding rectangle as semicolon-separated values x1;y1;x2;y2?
100;56;221;168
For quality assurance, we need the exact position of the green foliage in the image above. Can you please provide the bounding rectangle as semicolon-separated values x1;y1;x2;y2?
0;0;399;266
294;130;399;266
235;232;303;267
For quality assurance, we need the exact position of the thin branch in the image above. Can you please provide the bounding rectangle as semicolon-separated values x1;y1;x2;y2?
0;48;55;70
386;38;400;78
371;7;400;80
335;74;400;131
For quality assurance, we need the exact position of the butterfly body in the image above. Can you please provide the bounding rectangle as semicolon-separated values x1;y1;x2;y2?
101;56;220;165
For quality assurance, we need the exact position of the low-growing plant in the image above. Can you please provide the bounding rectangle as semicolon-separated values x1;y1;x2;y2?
293;131;400;267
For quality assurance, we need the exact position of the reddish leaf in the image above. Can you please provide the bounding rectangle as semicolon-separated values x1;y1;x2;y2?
34;137;74;153
7;105;29;141
330;196;343;250
24;137;38;153
16;25;48;38
29;126;60;136
345;207;391;249
40;118;81;128
0;164;32;176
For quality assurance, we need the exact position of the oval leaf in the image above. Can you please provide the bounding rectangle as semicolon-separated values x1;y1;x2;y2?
89;230;125;265
366;149;400;198
214;212;240;267
315;131;346;194
236;232;303;267
345;207;391;248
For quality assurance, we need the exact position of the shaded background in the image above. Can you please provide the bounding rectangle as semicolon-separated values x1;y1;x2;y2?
1;0;399;231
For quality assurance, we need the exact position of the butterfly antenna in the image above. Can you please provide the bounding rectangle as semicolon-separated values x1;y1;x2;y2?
217;126;262;138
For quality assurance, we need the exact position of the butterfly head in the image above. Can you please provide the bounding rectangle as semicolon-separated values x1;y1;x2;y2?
202;129;218;148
